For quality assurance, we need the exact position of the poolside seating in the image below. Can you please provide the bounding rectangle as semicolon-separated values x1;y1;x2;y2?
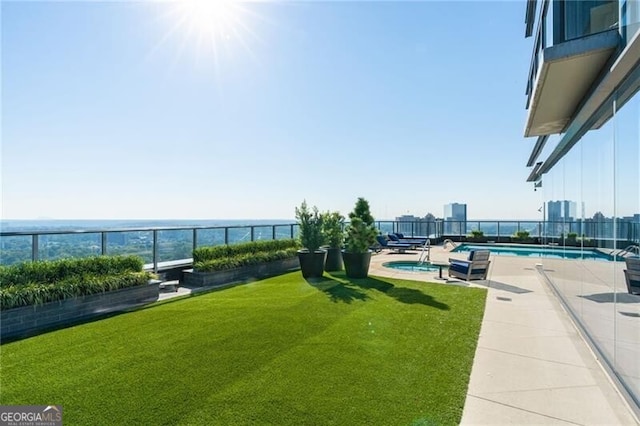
388;233;429;246
448;250;491;281
623;257;640;295
376;235;413;253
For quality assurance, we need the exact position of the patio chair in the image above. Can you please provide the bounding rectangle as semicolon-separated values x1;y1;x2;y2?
448;250;491;281
376;235;413;253
623;257;640;295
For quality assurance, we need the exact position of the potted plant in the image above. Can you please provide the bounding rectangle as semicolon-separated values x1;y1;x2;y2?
321;211;345;271
512;230;532;244
295;200;327;279
342;197;378;278
468;229;487;243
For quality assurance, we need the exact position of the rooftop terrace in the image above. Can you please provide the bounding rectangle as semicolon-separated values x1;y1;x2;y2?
155;244;639;424
1;222;639;424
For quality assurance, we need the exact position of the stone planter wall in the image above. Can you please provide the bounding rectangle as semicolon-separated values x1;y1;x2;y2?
183;257;299;288
1;280;160;342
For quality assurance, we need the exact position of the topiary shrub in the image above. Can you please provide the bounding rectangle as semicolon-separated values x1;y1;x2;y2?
295;200;325;252
321;211;344;249
344;197;377;253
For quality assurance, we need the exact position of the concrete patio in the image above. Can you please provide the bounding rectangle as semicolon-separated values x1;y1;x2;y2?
370;245;639;425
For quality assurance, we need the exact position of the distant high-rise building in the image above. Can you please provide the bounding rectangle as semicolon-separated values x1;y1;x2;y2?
396;215;419;236
395;214;435;236
547;200;577;222
444;203;467;235
547;200;577;235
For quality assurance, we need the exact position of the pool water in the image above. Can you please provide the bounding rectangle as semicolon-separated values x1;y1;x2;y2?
383;261;440;272
451;244;620;261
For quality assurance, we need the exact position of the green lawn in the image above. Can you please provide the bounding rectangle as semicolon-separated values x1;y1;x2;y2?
0;272;486;425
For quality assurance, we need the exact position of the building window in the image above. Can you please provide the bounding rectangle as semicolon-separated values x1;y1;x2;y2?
563;0;618;42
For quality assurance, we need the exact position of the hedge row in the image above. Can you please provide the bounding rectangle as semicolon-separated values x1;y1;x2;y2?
193;239;300;263
193;239;300;273
0;256;144;288
0;256;151;310
0;272;151;310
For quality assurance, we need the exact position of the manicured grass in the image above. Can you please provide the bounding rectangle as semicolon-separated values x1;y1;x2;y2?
0;272;486;425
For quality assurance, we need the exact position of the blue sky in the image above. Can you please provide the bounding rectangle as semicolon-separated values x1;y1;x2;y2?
2;1;540;221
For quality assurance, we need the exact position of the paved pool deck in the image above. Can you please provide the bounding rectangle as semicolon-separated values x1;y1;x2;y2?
369;246;639;425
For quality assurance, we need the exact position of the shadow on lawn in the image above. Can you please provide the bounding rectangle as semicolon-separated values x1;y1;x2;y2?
306;276;370;304
354;276;449;310
314;273;449;310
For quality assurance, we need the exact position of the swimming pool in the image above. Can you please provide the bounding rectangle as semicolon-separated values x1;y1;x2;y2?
382;261;439;272
451;244;621;261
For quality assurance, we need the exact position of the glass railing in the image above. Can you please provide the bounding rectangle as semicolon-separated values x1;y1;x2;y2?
0;224;299;269
2;219;638;268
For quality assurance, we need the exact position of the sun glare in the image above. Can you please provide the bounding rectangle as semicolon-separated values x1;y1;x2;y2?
180;0;239;40
150;0;260;68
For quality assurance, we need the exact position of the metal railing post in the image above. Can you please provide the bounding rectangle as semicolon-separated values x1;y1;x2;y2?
272;226;276;240
224;227;229;245
152;230;158;273
101;232;107;256
32;234;39;262
251;226;255;241
193;229;198;253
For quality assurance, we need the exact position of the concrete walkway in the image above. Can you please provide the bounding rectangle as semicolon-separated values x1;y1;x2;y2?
369;246;639;425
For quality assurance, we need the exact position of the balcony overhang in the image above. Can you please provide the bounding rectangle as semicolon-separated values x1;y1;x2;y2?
524;30;619;137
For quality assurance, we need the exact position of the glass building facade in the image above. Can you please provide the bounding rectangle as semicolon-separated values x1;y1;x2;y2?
525;0;640;412
444;203;467;235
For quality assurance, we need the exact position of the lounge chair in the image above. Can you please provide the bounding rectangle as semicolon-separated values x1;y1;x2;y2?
376;235;413;253
388;233;428;246
448;250;491;281
623;257;640;295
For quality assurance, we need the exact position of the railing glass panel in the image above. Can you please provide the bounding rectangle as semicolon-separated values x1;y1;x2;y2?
227;227;253;245
157;230;193;263
252;226;275;241
478;221;499;237
0;236;32;266
274;224;294;240
106;231;153;264
38;233;101;261
195;229;226;247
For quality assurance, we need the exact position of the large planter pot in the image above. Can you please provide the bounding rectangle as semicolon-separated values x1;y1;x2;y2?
298;249;327;278
342;251;372;279
324;247;343;272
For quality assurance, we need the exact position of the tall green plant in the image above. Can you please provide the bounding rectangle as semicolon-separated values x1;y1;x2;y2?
469;229;484;238
295;200;325;252
345;197;378;253
321;211;344;248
